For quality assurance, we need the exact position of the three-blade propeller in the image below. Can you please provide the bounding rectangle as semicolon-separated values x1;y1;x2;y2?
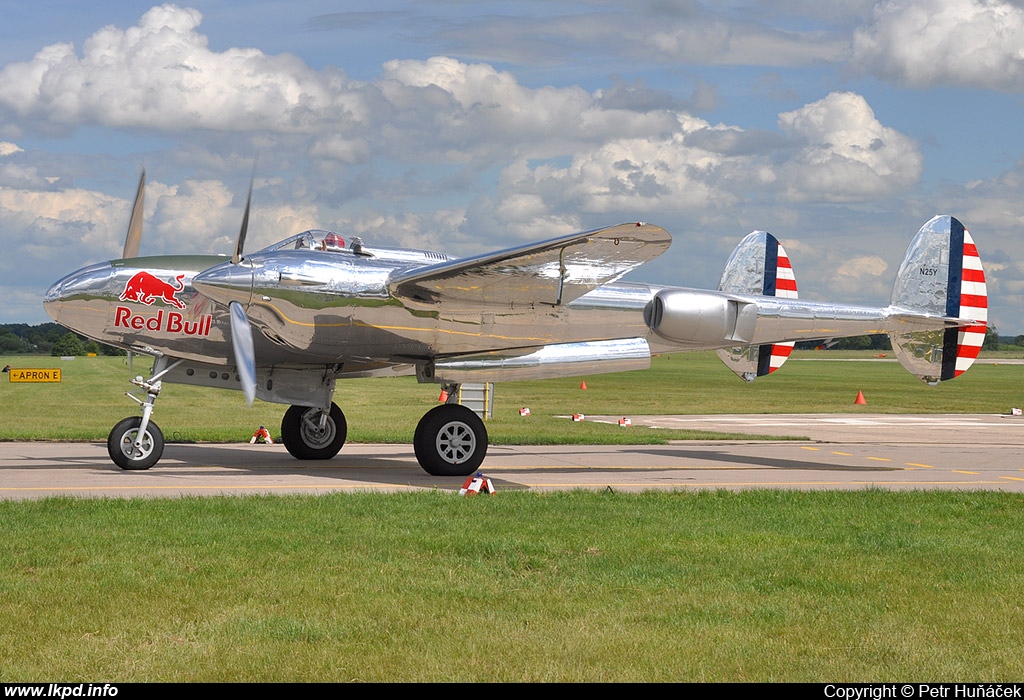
233;174;253;265
229;168;257;404
122;170;146;259
229;300;256;406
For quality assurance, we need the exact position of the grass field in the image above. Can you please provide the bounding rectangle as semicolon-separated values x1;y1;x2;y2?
2;490;1022;682
3;350;1023;444
3;350;1023;681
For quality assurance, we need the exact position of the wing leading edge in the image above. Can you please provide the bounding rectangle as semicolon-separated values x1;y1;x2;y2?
388;222;670;311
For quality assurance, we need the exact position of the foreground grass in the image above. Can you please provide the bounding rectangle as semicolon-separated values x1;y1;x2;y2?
3;351;1022;444
1;490;1022;682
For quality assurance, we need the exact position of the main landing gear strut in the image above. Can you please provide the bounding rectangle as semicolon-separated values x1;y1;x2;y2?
280;403;347;460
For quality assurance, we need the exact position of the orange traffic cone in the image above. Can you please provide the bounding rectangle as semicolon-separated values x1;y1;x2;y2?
580;381;587;390
854;390;867;405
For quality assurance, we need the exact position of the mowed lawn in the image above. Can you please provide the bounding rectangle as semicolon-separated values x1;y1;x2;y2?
2;490;1023;682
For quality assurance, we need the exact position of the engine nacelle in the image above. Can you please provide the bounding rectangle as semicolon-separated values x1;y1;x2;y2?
644;289;757;346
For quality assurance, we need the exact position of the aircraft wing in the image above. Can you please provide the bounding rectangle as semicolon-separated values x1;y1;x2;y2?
388;223;670;311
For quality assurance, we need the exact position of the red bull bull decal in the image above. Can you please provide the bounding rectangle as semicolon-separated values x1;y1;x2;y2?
114;306;213;336
120;272;187;309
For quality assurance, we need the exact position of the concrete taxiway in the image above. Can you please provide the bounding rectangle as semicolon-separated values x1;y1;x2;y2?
1;413;1023;499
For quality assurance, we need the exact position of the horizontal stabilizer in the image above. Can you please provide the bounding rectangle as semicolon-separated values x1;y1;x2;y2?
716;231;798;382
389;223;670;311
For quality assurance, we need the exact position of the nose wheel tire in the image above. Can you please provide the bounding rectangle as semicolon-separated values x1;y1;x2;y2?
107;416;164;470
281;402;347;460
414;404;488;476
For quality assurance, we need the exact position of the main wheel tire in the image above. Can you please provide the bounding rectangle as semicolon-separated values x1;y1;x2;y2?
107;417;164;470
281;402;347;460
413;404;488;476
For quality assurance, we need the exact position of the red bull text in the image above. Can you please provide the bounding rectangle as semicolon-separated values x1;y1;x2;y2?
113;307;212;336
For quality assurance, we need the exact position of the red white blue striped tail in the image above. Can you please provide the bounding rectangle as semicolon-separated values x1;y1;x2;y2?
950;228;987;377
717;231;798;382
889;216;988;384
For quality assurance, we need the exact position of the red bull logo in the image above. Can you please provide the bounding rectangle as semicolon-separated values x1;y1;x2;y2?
119;272;186;309
116;270;211;337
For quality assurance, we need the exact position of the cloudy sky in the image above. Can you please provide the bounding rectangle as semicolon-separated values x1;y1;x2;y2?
2;1;1024;333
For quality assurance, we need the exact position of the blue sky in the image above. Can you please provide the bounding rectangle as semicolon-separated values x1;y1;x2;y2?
2;1;1024;333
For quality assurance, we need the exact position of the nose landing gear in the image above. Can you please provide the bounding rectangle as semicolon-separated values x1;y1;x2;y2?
107;357;182;470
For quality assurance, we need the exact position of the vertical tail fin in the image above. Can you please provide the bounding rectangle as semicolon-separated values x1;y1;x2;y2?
716;231;797;381
889;216;988;384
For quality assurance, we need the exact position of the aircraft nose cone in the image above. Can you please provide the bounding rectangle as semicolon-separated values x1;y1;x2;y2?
44;278;65;307
193;261;254;307
43;280;65;322
43;262;115;324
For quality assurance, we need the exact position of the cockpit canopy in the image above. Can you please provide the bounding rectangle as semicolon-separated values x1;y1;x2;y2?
255;229;454;265
259;229;360;254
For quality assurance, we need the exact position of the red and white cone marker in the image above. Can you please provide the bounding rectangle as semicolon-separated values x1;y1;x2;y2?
459;473;496;496
250;426;274;444
854;390;867;405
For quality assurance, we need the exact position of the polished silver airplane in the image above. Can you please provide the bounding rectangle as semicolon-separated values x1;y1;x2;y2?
44;172;988;475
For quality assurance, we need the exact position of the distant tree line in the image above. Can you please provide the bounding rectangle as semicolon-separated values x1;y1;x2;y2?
0;323;125;356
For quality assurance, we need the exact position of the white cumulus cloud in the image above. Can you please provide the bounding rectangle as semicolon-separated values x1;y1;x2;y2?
478;92;922;232
852;0;1024;90
0;4;352;134
776;92;922;201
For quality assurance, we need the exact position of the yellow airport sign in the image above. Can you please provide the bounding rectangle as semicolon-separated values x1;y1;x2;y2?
7;368;62;383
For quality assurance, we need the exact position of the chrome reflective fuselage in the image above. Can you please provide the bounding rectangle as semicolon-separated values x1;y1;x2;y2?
44;230;661;397
195;255;657;361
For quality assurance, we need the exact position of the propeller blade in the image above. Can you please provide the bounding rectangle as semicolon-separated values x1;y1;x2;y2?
229;301;256;406
122;170;146;259
232;171;254;264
